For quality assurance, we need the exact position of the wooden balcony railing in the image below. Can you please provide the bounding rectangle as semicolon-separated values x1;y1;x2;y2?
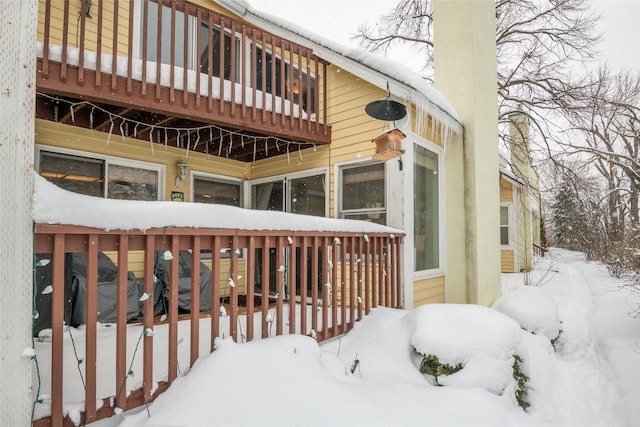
32;224;403;426
36;0;331;152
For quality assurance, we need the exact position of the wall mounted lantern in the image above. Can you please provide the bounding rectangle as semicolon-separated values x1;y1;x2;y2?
175;161;188;188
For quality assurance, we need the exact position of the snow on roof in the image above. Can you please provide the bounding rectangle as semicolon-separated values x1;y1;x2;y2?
221;0;462;135
31;172;402;234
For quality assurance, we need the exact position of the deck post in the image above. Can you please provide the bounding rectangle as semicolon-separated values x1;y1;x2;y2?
0;0;37;425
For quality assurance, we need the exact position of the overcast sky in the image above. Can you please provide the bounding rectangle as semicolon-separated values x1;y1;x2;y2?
249;0;640;74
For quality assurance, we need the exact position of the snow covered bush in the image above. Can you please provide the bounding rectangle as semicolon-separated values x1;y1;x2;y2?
492;286;562;348
407;304;530;409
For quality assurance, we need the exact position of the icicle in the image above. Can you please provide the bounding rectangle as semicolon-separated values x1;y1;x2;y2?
89;107;94;129
120;119;125;142
312;143;316;152
185;132;190;158
218;130;223;156
265;140;269;156
253;140;257;162
133;123;139;138
241;135;245;148
106;117;114;145
69;105;75;123
194;129;201;151
298;144;303;161
149;127;154;156
164;128;168;146
286;143;291;165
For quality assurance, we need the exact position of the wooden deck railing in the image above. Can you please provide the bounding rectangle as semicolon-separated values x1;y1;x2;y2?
533;243;547;257
36;0;331;146
32;224;403;426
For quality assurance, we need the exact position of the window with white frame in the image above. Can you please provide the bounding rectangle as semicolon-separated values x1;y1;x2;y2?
37;148;162;201
338;162;386;225
193;175;242;206
414;145;439;271
500;205;510;245
250;172;326;216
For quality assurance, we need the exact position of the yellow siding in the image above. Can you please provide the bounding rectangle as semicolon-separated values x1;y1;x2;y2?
38;0;129;56
248;145;330;180
501;249;515;273
413;276;445;306
35;119;248;201
500;178;513;202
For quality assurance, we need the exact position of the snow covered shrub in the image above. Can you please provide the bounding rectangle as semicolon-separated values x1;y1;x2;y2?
512;354;530;409
492;287;562;348
417;354;462;386
408;304;530;409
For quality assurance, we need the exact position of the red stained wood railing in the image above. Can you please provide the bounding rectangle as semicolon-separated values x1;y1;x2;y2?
32;225;403;426
36;0;331;146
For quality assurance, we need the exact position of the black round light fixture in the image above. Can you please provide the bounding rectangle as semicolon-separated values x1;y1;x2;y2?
365;83;407;121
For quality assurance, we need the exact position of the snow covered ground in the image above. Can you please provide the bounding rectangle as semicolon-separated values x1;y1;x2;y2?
94;248;637;427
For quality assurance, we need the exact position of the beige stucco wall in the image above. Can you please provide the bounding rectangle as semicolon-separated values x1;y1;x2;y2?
433;0;501;306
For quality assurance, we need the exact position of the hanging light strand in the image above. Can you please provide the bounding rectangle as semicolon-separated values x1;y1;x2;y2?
37;92;318;159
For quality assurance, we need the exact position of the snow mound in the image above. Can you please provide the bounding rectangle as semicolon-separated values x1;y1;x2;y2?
408;303;523;364
492;287;561;340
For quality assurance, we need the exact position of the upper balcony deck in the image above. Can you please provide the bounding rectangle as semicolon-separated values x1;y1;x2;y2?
35;0;331;162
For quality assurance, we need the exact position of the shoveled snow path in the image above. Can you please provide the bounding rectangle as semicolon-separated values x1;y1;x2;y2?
545;251;626;426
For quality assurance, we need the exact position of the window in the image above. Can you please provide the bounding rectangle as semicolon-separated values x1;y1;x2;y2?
193;175;241;206
414;145;439;271
339;162;386;225
142;3;195;70
500;206;510;245
138;4;314;114
38;148;162;200
251;172;326;216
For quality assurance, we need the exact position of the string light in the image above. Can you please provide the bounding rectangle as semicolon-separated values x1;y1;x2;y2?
38;92;320;160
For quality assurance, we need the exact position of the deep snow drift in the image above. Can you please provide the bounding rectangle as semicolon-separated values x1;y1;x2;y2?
108;248;638;427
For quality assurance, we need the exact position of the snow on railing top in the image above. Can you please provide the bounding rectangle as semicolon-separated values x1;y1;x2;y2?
36;42;306;119
32;173;402;234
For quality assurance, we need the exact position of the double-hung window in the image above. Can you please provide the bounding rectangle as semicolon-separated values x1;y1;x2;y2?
338;162;386;225
500;206;510;245
37;147;163;201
